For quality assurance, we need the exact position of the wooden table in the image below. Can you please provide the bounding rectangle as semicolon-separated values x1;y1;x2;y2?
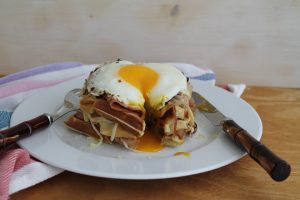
10;86;300;200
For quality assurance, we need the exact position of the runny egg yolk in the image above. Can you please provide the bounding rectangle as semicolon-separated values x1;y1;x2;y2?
118;65;163;152
136;130;164;152
118;64;159;99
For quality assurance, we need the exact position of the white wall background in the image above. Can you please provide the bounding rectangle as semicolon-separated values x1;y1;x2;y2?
0;0;299;87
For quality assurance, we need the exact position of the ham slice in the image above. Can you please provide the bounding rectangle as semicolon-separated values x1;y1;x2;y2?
80;95;145;136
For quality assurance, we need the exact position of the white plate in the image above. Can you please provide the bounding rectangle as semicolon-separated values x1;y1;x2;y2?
11;77;262;179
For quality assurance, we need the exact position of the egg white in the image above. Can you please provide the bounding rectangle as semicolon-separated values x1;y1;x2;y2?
85;60;145;107
85;60;187;110
144;63;187;109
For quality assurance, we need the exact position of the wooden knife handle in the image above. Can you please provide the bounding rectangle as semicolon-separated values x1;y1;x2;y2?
0;114;52;149
223;120;291;181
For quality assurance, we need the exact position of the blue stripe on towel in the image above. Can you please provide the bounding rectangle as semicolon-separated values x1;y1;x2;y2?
0;111;12;129
190;73;216;81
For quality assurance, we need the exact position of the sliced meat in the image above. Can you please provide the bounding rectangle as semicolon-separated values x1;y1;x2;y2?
80;94;145;136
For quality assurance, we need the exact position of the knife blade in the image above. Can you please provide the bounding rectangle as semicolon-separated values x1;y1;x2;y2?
192;91;291;181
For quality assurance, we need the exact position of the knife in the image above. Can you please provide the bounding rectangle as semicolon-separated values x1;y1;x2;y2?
192;91;291;181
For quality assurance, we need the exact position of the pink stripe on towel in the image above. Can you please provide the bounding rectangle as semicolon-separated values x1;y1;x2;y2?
0;74;85;98
0;149;34;200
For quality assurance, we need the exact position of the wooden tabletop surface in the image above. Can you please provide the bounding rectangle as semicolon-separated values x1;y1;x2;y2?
10;86;300;200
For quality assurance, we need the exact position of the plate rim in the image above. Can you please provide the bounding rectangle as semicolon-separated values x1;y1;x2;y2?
11;77;263;179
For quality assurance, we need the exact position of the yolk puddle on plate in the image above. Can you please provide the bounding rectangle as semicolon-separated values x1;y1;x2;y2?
136;130;164;153
174;152;191;157
118;64;159;99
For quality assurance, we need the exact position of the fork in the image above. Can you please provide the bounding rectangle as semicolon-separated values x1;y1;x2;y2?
0;88;80;150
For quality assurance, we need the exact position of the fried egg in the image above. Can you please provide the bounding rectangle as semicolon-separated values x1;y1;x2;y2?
85;60;187;110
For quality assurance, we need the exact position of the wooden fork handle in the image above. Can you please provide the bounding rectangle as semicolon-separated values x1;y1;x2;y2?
223;120;291;181
0;114;52;149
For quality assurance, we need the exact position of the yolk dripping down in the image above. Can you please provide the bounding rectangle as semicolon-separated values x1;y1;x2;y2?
136;130;164;152
118;65;163;152
118;64;163;152
118;64;159;100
